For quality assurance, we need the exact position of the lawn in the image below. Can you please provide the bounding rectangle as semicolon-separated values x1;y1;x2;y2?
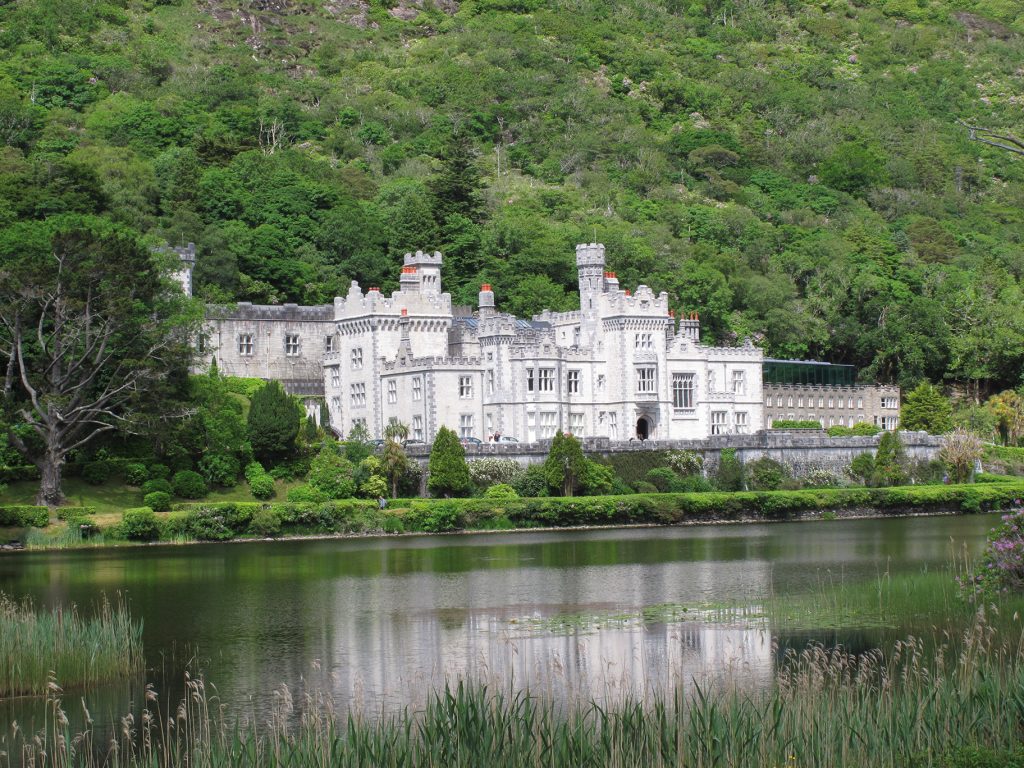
0;477;302;516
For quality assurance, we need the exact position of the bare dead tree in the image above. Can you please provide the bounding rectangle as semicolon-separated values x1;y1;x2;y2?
958;120;1024;156
939;428;984;484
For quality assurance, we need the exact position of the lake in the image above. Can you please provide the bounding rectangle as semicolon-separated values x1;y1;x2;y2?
0;513;997;730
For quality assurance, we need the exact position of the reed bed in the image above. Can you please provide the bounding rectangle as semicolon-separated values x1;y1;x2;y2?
6;611;1023;768
0;595;143;698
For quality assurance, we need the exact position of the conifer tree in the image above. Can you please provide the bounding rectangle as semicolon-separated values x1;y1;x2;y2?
900;383;952;434
874;431;908;486
543;431;586;497
247;380;301;462
427;426;471;498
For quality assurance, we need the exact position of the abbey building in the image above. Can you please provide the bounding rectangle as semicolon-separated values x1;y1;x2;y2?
195;244;767;442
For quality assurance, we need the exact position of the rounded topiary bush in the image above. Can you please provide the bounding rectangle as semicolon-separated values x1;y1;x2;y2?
141;478;173;496
249;473;276;500
143;491;172;512
121;507;160;541
483;483;519;500
171;470;208;500
82;460;111;486
124;463;149;487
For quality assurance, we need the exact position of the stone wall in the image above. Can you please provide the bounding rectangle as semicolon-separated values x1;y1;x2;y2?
403;430;943;477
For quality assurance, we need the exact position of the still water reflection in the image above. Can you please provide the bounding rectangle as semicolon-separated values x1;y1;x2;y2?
0;514;996;727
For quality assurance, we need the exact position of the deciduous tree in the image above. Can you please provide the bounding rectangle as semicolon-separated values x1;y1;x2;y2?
0;216;200;506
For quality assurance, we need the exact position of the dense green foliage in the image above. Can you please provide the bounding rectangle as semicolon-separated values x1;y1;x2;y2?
0;0;1022;394
307;443;356;499
246;381;301;462
543;432;587;496
95;481;1024;545
0;505;49;527
901;382;953;433
427;426;471;497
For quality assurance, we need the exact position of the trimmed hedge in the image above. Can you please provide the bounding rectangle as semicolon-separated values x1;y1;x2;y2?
110;482;1023;544
770;420;823;429
0;505;49;527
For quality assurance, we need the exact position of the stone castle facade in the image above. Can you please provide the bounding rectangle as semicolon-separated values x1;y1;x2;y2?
196;244;769;442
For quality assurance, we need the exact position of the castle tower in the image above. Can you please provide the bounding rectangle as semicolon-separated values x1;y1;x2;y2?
171;243;196;297
403;250;443;294
576;242;606;310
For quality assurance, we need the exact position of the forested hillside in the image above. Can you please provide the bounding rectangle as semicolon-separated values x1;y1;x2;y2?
1;0;1022;392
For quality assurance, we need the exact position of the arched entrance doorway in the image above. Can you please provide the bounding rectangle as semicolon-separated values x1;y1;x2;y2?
636;417;650;441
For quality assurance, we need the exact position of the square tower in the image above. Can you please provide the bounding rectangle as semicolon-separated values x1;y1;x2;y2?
403;250;443;293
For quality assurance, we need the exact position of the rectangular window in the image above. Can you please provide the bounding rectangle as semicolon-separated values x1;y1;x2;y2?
787;395;794;407
635;332;652;349
636;367;656;393
882;397;899;409
797;396;804;408
569;412;584;436
486;413;493;436
828;397;834;409
331;395;341;411
710;411;728;435
596;374;606;393
352;417;366;429
567;369;580;395
459;414;474;438
732;370;746;395
818;396;824;409
350;383;366;407
857;397;864;409
609;412;617;440
412;415;423;441
238;334;254;356
672;373;695;409
540;412;557;439
325;335;336;353
351;347;363;370
285;334;300;356
538;368;555;392
459;375;473;399
412;376;422;401
387;380;397;404
735;412;749;434
526;368;534;392
881;415;899;429
331;368;340;388
487;370;495;394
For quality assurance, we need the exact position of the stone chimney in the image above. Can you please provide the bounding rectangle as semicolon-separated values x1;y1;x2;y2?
478;283;495;317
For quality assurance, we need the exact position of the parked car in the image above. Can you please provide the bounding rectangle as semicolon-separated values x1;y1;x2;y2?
460;436;482;446
496;435;519;443
402;439;426;448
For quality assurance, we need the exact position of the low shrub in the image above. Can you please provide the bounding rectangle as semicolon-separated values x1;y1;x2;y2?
198;454;240;488
747;457;788;491
143;491;172;512
141;478;172;496
771;420;822;429
148;463;171;481
633;481;659;494
171;470;208;500
244;461;266;483
511;464;548;498
121;507;160;541
82;460;112;485
55;506;96;520
0;505;49;527
483;483;519;500
249;474;276;500
287;484;328;503
961;504;1024;601
249;507;283;536
645;467;678;492
124;463;149;487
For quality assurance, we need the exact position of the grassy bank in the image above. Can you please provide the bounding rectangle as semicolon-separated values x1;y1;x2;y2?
0;596;143;698
4;481;1023;551
14;613;1024;767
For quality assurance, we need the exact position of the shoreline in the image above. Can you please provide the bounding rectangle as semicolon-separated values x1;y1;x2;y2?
0;504;977;555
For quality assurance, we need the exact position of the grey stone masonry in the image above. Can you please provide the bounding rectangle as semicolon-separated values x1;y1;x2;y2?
401;430;942;477
764;383;901;431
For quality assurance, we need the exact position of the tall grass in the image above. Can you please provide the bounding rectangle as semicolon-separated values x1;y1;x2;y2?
0;595;144;697
8;611;1024;768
